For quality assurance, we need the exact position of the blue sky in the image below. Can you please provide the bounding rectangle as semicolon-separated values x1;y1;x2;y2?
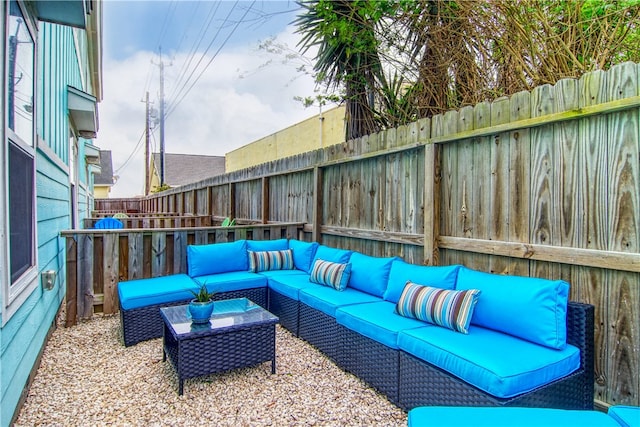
104;1;300;60
96;1;326;197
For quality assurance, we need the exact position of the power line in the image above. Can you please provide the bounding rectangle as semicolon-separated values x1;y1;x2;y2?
166;1;221;103
114;128;146;175
165;1;237;111
166;0;257;118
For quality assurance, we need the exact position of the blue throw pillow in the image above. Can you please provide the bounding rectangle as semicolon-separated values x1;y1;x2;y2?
248;249;294;272
288;239;319;273
312;245;352;265
456;267;569;349
187;240;248;277
396;281;480;334
348;252;398;297
309;259;352;291
384;260;461;303
246;239;289;252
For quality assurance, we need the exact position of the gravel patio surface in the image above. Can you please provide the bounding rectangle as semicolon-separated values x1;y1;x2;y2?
14;312;407;426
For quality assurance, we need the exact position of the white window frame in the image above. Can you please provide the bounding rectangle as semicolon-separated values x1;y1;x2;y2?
2;0;38;325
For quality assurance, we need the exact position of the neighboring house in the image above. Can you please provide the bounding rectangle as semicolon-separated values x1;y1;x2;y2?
93;149;115;198
149;153;225;193
225;105;345;172
0;1;102;425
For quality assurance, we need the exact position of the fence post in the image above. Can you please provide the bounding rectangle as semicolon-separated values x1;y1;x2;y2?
312;166;323;243
261;176;270;224
65;236;78;327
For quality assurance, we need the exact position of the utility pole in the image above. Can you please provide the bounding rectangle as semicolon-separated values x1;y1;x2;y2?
144;91;150;195
159;47;166;187
151;47;171;188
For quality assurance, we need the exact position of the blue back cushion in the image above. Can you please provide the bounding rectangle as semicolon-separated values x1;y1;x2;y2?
348;252;397;297
312;245;352;264
247;239;289;252
455;267;569;349
288;239;319;273
187;240;248;277
384;260;460;303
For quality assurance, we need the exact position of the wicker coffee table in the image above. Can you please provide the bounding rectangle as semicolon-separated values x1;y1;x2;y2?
160;298;279;395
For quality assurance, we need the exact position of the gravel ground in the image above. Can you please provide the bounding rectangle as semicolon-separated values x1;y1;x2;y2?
15;313;407;426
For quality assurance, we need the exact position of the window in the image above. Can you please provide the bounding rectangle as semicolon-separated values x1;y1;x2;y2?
8;143;34;283
3;0;37;321
8;0;34;145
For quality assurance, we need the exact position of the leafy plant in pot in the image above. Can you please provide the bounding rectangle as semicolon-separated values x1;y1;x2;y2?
188;283;216;324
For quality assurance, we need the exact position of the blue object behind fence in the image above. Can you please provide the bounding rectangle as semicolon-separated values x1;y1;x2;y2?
94;217;124;229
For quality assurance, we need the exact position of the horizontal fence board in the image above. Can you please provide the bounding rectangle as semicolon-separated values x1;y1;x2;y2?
438;236;640;273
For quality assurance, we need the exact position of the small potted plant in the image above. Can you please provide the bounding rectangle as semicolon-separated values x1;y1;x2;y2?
188;283;216;324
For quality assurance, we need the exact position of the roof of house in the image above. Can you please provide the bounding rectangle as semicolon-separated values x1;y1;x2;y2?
151;153;226;187
94;150;114;186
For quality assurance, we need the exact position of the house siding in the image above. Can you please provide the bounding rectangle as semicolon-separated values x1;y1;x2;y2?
1;8;99;426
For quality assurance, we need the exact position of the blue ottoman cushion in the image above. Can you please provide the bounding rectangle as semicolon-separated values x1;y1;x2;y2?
608;406;640;427
408;407;619;427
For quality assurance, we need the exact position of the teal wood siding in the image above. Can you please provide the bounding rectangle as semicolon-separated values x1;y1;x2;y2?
39;22;83;162
1;19;95;427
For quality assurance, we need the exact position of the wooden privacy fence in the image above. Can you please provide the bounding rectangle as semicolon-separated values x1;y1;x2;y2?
93;198;142;213
136;63;639;407
60;222;304;327
82;215;214;229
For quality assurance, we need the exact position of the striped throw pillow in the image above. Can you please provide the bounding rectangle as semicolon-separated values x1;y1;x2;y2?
396;281;481;334
309;259;351;291
248;249;294;273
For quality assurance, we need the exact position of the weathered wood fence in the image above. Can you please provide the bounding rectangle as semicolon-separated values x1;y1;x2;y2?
132;63;639;407
82;215;215;229
60;222;304;324
93;198;143;213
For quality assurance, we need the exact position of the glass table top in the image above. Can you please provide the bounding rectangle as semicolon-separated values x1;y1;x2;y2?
160;298;278;337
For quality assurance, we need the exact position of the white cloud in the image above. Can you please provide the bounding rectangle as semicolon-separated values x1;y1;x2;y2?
95;25;321;198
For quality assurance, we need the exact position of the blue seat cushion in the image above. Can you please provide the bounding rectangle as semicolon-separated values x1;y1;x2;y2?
348;252;397;297
608;406;640;427
267;273;314;300
312;245;352;264
288;239;319;273
408;407;620;427
118;274;198;310
299;285;380;317
247;238;289;252
336;301;429;348
456;266;569;349
384;260;460;303
192;271;267;293
187;240;248;277
398;325;580;398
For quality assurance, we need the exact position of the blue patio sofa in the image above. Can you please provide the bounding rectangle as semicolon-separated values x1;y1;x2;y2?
117;238;594;411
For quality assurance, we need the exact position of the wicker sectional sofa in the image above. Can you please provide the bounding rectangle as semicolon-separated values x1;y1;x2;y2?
117;238;595;411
